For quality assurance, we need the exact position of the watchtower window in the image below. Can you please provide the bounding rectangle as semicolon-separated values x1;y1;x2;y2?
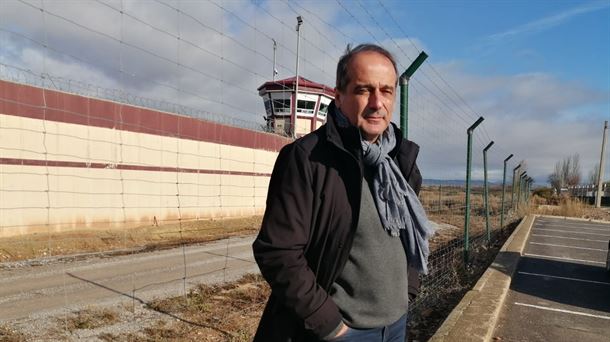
272;99;291;114
297;100;316;114
263;99;273;115
318;102;328;117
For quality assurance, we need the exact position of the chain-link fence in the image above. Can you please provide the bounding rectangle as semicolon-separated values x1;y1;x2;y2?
0;1;530;340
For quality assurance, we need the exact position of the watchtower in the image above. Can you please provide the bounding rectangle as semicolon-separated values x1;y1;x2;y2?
258;76;334;137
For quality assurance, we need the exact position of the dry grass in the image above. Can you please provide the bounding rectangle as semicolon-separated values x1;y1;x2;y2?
1;187;517;263
13;185;601;341
534;197;585;217
532;196;610;221
0;324;27;342
419;185;512;250
98;273;270;341
0;216;262;262
59;307;120;332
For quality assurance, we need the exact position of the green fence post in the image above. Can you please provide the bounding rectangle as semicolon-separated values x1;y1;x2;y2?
464;116;484;264
399;51;427;140
511;164;521;212
500;154;513;231
524;177;529;205
438;184;442;213
517;171;526;209
483;141;494;243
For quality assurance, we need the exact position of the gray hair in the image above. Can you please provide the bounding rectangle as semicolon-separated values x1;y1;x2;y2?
335;43;398;92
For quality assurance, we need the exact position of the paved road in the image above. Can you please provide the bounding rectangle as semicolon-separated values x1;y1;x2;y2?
0;236;257;321
493;217;610;341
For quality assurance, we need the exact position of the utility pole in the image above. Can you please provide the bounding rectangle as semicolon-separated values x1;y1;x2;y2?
595;120;608;207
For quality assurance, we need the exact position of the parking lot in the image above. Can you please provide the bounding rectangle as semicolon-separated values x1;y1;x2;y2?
493;216;610;341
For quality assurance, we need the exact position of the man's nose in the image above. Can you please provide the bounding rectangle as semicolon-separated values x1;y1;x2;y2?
368;90;383;110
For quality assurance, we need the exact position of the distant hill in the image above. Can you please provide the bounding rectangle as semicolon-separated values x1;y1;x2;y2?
423;179;503;187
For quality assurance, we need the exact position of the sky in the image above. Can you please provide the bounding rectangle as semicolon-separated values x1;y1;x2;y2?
1;0;609;185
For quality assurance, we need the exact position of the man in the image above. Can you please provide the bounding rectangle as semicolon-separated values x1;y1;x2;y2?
253;44;434;342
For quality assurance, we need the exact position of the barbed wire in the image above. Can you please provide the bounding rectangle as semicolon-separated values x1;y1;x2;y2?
0;2;530;339
374;0;498;148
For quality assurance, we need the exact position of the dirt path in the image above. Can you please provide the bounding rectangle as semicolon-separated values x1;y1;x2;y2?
0;236;257;322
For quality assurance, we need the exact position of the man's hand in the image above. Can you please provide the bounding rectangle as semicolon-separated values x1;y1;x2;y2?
331;322;350;340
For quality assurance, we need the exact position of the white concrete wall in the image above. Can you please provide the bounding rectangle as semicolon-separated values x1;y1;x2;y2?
0;112;281;237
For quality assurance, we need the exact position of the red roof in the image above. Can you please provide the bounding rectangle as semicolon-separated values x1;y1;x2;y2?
258;76;335;98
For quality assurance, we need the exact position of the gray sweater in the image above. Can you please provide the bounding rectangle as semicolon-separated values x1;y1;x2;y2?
329;173;409;329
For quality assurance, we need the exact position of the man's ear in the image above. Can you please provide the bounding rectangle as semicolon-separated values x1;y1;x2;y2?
334;89;341;108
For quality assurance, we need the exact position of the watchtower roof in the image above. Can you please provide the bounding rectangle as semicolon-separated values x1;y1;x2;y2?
257;76;335;98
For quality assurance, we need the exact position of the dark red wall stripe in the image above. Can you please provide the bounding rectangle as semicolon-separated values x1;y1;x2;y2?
0;158;272;177
0;80;291;152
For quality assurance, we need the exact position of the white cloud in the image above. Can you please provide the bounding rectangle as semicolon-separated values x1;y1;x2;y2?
1;0;608;185
408;64;609;184
487;1;610;42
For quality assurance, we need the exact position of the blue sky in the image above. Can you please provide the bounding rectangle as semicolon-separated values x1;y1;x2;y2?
358;0;610;182
1;0;609;184
396;0;609;113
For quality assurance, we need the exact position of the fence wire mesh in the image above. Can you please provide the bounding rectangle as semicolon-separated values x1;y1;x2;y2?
0;1;527;340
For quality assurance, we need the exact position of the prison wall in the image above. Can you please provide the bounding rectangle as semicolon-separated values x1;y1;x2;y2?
0;80;291;237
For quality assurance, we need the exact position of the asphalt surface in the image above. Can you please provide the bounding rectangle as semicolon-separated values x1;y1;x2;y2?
0;235;257;322
493;217;610;341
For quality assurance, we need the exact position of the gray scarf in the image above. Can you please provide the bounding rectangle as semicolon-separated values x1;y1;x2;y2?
360;125;435;275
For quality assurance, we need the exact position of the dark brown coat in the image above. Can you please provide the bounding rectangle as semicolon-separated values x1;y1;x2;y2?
252;102;422;341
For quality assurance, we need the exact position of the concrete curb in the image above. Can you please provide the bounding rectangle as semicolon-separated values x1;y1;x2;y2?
428;215;536;342
536;213;610;225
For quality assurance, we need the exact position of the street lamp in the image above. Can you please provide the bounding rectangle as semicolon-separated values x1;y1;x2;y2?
272;38;278;81
293;15;303;139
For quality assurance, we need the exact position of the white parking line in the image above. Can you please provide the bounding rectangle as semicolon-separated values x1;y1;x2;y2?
523;253;605;265
536;224;610;232
529;242;608;252
514;302;610;320
531;234;608;243
534;228;610;237
517;271;610;286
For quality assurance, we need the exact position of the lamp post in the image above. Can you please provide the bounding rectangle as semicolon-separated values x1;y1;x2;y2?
399;51;428;140
464;116;484;264
272;38;278;81
293;16;303;139
500;154;513;230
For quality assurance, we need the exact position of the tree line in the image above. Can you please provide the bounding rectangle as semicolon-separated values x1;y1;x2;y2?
548;153;607;194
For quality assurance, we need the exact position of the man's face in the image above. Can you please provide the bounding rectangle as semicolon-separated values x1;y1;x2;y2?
335;51;397;142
